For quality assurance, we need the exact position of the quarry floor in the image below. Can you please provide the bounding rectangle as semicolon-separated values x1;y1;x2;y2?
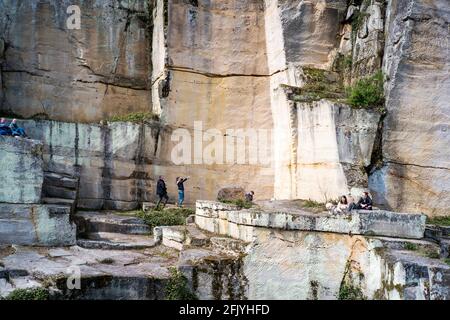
1;201;449;300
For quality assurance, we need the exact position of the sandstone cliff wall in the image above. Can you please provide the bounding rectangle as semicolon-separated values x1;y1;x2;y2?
0;0;448;216
0;0;152;122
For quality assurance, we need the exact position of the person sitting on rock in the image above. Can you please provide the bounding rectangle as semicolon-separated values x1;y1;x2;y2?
354;191;373;210
155;176;169;210
176;176;189;207
335;195;349;214
245;191;255;203
9;119;28;138
0;118;12;136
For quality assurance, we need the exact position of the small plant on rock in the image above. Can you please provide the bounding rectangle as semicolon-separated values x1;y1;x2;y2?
346;71;384;108
165;267;197;300
404;243;418;251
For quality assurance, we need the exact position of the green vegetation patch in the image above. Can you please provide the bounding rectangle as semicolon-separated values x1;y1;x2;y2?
5;288;50;300
220;199;253;209
138;208;195;231
108;112;159;123
346;71;384;108
424;250;440;260
286;67;346;103
165;267;197;300
404;242;418;251
426;216;450;226
338;283;366;300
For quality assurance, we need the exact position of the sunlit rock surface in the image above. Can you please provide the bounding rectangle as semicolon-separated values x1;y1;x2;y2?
0;0;152;122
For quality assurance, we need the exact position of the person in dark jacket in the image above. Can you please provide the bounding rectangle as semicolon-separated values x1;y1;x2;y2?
176;176;189;207
353;191;373;210
155;176;169;210
245;191;255;203
0;118;12;136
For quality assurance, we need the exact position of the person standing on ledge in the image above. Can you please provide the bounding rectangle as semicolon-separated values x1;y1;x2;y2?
176;176;189;207
155;176;169;210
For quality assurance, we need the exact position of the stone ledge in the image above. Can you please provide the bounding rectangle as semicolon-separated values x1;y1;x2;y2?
0;203;76;246
195;201;426;240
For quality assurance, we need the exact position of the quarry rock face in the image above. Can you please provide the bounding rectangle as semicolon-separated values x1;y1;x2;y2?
1;0;448;217
369;0;450;217
0;136;43;204
0;0;152;122
284;99;381;202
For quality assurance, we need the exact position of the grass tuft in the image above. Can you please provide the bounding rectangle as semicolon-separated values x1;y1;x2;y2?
137;208;194;231
220;199;252;209
426;216;450;226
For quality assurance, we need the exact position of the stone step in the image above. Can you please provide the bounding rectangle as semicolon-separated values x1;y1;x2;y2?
44;172;78;189
371;236;440;254
77;232;156;250
424;225;450;243
42;185;77;200
157;223;210;251
74;211;151;235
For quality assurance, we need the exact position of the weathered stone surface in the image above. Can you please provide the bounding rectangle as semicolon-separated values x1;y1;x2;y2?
196;200;427;240
160;224;210;251
0;1;152;122
0;245;178;299
0;204;76;246
217;187;245;202
178;247;247;300
293;100;381;201
74;211;150;236
242;228;449;300
0;136;43;204
265;0;347;71
168;0;267;76
369;0;450;217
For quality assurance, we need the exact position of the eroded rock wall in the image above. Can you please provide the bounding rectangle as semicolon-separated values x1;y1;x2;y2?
0;0;152;122
369;0;450;216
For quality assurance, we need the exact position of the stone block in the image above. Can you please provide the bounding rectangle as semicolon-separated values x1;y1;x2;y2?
0;203;76;246
196;201;427;239
0;136;43;204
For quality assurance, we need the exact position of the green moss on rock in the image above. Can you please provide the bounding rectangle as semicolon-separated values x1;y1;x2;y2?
5;288;50;300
